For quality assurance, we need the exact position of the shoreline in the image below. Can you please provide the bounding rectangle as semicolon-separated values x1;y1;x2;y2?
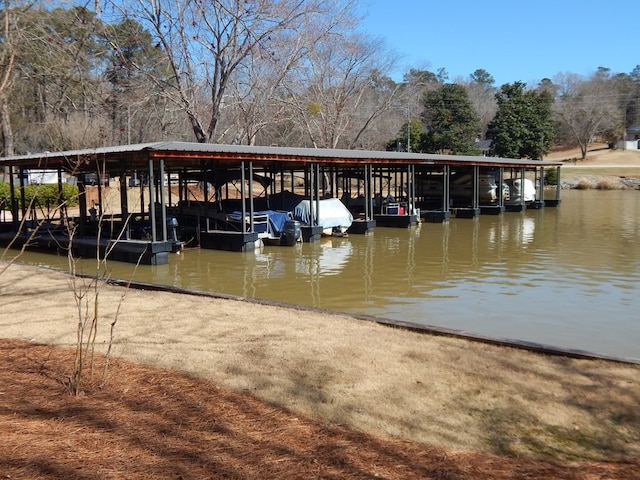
557;170;640;190
545;145;640;190
102;272;640;365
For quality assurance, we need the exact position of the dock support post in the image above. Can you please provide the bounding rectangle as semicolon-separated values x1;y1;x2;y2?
148;159;157;241
159;159;168;242
545;165;562;207
531;166;545;209
9;166;18;230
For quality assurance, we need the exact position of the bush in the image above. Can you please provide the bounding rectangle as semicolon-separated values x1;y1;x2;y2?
574;178;595;190
544;168;558;185
0;182;79;210
596;179;619;190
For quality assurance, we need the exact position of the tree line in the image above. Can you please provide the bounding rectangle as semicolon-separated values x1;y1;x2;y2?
2;1;639;160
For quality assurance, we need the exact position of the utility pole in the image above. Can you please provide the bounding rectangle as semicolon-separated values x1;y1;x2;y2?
407;108;411;153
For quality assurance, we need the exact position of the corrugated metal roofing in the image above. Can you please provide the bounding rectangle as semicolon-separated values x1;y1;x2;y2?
0;141;561;169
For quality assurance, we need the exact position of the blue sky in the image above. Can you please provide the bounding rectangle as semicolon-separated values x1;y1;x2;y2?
357;0;638;86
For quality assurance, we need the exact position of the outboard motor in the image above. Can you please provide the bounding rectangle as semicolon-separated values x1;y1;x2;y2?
167;216;179;243
280;220;301;246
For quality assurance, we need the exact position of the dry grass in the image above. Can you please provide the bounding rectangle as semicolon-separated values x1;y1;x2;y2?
545;144;640;165
574;178;595;189
595;178;622;190
546;145;640;189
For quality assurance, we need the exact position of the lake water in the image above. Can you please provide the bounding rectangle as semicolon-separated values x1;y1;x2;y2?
11;190;640;361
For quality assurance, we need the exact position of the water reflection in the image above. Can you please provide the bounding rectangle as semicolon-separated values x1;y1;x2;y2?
486;215;535;246
11;190;640;360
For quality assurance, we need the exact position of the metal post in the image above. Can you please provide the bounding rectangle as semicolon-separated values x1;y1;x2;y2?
240;161;246;231
332;166;337;197
248;161;254;232
314;163;320;226
498;168;504;207
443;165;450;212
520;167;526;206
9;166;18;229
472;165;479;209
159;159;168;242
363;164;369;220
280;165;285;196
120;170;129;239
148;159;157;242
304;168;310;197
56;167;63;222
412;164;417;215
405;166;409;206
139;170;145;217
179;168;185;205
290;168;295;201
166;166;172;208
97;163;104;218
19;168;26;220
202;165;208;204
307;163;313;225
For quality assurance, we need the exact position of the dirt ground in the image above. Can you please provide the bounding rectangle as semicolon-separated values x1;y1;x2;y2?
1;262;639;479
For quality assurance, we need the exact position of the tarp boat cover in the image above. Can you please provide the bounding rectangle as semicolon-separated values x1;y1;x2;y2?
229;210;292;236
505;178;536;203
294;198;353;230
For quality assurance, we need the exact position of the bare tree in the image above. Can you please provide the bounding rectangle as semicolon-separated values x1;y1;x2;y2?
283;32;399;149
462;69;497;139
116;0;356;144
554;71;623;159
1;0;39;160
64;187;144;395
220;12;329;146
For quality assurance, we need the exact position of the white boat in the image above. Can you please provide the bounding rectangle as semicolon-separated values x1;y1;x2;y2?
505;178;536;204
294;198;353;236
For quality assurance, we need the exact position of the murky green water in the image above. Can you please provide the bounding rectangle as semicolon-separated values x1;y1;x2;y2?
12;190;640;360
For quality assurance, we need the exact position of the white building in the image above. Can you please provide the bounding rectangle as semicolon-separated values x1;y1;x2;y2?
617;125;640;150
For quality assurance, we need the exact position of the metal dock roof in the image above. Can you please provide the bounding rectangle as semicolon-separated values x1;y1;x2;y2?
0;141;562;171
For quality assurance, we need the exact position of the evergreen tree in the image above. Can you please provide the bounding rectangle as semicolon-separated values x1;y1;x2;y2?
420;83;480;155
386;119;423;152
487;82;554;159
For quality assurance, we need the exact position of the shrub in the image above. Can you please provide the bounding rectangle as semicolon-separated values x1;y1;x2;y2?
544;168;558;185
0;182;79;210
596;179;619;190
574;178;595;190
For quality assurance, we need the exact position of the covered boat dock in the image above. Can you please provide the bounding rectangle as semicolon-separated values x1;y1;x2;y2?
0;142;562;264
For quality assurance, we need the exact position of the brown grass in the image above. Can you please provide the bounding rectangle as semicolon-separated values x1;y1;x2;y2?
546;144;640;189
574;178;595;189
595;179;622;190
2;338;639;479
545;143;640;165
